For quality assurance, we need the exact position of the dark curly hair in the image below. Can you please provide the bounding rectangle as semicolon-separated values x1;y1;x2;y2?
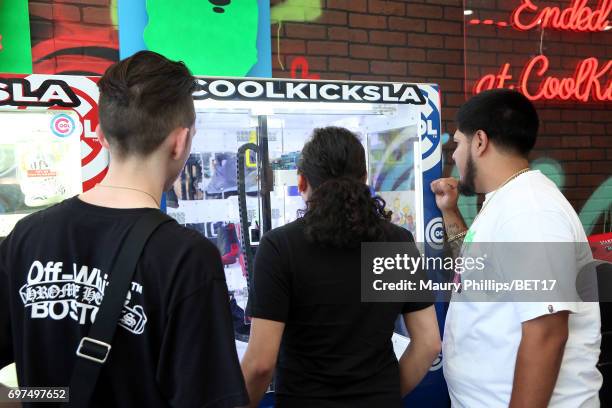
298;127;391;248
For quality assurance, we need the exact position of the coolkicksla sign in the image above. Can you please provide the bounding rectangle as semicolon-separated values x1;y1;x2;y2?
194;78;428;104
0;78;81;107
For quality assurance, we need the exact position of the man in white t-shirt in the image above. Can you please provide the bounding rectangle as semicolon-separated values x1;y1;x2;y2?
431;89;602;407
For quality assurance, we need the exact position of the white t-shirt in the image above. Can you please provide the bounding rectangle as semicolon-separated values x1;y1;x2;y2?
443;170;602;407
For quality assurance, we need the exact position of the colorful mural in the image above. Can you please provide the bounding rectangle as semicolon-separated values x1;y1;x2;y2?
1;0;271;76
119;0;271;77
0;0;33;73
29;0;119;75
144;0;259;76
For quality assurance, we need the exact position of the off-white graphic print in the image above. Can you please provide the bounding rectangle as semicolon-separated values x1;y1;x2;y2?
19;260;147;335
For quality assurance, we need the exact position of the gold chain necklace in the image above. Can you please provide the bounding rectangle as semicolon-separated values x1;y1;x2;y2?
470;167;531;229
97;184;160;208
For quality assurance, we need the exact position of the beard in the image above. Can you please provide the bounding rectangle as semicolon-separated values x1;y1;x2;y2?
457;153;477;196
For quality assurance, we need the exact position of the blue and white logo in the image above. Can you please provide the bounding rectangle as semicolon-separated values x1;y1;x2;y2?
425;217;444;250
418;86;441;172
50;113;76;138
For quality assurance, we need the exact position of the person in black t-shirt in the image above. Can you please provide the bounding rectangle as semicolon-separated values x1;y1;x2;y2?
0;51;248;408
241;127;441;407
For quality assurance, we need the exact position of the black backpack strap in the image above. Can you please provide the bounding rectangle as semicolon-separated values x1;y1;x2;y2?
68;211;172;407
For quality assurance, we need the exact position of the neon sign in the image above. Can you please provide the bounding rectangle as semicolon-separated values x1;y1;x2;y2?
474;56;612;102
471;1;611;102
512;0;611;32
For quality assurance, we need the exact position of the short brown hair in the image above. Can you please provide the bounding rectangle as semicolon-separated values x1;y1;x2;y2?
97;50;196;157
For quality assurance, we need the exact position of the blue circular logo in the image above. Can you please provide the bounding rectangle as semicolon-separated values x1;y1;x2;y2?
50;114;76;138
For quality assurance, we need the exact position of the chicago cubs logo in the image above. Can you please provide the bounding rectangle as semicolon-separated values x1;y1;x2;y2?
50;113;75;138
425;217;445;250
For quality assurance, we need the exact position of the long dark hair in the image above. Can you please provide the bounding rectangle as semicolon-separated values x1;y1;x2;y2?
298;127;391;248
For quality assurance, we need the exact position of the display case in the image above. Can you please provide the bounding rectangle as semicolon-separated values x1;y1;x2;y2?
167;78;443;332
0;74;106;240
0;110;82;236
173;77;445;406
0;75;445;406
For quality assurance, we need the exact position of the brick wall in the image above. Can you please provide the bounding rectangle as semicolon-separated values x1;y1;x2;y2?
29;0;118;75
271;0;611;234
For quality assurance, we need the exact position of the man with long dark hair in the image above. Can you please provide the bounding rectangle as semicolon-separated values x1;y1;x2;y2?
241;126;441;407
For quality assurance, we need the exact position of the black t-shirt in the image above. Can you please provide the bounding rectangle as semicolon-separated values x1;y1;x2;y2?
0;197;248;408
247;219;432;408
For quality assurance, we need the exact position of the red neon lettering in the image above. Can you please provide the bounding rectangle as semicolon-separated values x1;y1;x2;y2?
474;74;496;94
474;56;612;102
473;63;513;94
519;55;549;100
512;0;612;32
520;56;612;102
